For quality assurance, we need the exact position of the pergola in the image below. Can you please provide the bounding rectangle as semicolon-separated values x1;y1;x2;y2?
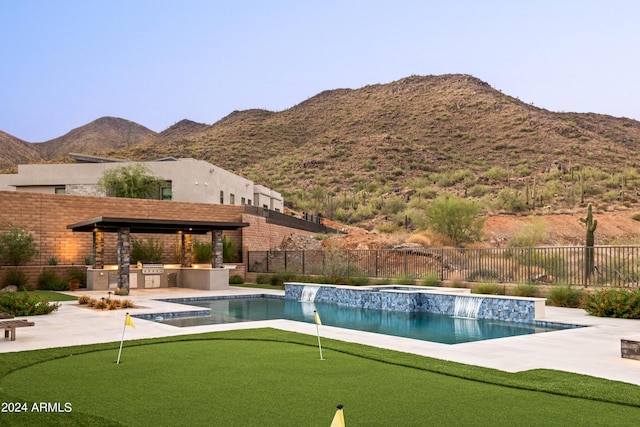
67;216;248;292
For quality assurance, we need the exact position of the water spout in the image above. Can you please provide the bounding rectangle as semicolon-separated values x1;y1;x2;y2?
453;296;483;319
300;286;320;302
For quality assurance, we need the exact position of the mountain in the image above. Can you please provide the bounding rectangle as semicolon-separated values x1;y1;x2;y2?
33;116;156;160
0;131;41;171
2;74;640;222
115;74;640;195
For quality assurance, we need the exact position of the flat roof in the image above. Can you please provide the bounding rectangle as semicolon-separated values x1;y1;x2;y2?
67;216;249;234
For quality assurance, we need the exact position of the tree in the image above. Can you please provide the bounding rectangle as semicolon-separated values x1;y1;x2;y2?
0;225;38;266
97;164;167;199
424;195;484;246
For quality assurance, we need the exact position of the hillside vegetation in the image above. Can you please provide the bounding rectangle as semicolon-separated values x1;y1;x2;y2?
2;74;640;235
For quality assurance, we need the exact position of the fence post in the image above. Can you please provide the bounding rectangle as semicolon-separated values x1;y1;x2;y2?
302;251;306;275
527;247;532;283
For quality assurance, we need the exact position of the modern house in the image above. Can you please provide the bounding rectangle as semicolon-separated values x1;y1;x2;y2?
0;153;284;211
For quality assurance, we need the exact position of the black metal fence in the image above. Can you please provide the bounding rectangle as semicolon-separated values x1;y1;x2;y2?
247;246;640;287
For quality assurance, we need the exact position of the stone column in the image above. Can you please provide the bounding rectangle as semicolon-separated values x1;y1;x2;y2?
93;230;104;269
211;229;223;268
117;227;131;295
181;233;192;267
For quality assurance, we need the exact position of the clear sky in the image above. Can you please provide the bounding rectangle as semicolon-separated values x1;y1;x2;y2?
1;0;638;142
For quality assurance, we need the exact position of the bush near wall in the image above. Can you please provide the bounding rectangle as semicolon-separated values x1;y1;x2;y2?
582;288;640;318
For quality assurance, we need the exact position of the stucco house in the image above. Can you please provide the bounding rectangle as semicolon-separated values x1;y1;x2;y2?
0;153;284;211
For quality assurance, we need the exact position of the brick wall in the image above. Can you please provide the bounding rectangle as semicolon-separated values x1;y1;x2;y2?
0;191;313;283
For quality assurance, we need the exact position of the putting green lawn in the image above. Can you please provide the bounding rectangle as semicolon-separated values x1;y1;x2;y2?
1;329;640;426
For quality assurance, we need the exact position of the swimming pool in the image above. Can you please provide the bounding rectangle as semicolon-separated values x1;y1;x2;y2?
146;296;578;345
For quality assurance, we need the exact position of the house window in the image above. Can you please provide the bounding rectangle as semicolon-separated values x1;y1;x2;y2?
241;197;246;206
230;194;235;205
161;187;172;201
247;199;252;206
220;190;224;204
275;208;281;213
263;204;269;209
54;187;65;195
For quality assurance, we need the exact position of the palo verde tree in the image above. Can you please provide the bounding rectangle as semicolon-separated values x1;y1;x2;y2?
0;224;38;266
97;163;168;199
424;194;484;246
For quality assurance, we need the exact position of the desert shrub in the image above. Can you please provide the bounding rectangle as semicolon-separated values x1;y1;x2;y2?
0;292;59;316
493;189;528;212
37;270;69;291
77;295;92;305
421;274;441;287
120;299;136;309
94;298;108;310
582;288;640;318
192;240;212;263
107;299;121;310
2;269;29;289
507;218;549;248
632;213;640;222
466;268;501;282
229;275;244;285
547;285;583;308
473;283;504;295
467;185;492;197
482;166;509;181
47;256;58;266
425;194;484;246
377;223;400;233
131;237;164;264
511;283;537;297
530;252;568;281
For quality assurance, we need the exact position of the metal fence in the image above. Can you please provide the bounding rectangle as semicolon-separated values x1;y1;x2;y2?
247;246;640;287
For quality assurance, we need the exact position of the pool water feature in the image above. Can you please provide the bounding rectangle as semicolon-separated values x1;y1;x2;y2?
145;296;579;345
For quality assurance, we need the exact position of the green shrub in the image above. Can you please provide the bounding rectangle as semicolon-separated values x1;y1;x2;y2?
421;274;441;287
192;240;212;263
37;270;69;291
473;283;504;295
222;236;237;263
0;292;59;316
229;275;244;285
582;288;640;318
466;268;501;282
2;269;29;289
425;194;484;246
0;225;38;266
493;189;528;212
131;238;164;263
270;270;298;287
547;285;583;307
345;275;369;286
394;274;416;286
511;283;537;297
256;274;272;285
47;256;58;266
67;267;87;288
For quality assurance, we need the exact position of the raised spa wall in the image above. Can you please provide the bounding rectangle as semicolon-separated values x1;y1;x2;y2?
284;282;546;323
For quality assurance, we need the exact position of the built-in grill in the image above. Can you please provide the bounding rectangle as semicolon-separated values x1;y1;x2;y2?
140;261;164;288
140;262;164;275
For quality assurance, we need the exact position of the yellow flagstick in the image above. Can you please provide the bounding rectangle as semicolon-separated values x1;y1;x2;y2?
330;404;345;427
116;313;135;364
314;310;325;360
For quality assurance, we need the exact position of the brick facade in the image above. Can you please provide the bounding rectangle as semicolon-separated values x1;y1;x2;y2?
0;191;315;283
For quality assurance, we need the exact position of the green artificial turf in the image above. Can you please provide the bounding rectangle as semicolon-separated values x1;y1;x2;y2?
1;329;640;426
23;290;79;302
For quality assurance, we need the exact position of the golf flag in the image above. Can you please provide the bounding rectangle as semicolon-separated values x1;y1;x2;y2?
116;312;135;364
125;313;136;328
330;404;345;427
314;310;324;360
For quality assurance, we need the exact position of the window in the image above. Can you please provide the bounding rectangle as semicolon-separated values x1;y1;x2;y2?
219;190;224;204
263;204;269;209
161;187;172;201
54;187;65;195
241;197;246;206
230;193;235;205
247;199;252;206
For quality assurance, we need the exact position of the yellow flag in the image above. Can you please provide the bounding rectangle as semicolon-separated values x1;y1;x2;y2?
314;310;322;326
125;313;136;328
330;405;345;427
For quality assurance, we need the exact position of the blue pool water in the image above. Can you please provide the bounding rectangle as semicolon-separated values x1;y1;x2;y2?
149;297;577;345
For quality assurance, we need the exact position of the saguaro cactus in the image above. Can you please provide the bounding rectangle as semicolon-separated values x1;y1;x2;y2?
579;203;598;282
